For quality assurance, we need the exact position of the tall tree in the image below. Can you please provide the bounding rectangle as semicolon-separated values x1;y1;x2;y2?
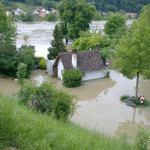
104;13;126;37
114;10;150;102
58;0;96;41
47;25;66;60
0;4;16;44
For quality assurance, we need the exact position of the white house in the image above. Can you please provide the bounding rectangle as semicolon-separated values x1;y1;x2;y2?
47;50;106;81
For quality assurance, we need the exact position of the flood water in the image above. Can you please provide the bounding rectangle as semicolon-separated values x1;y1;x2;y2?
1;20;150;145
30;70;150;144
16;20;133;59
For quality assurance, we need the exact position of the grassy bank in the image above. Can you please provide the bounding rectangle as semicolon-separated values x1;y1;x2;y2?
0;94;134;150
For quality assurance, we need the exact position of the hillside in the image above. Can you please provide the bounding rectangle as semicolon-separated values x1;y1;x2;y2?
1;0;150;13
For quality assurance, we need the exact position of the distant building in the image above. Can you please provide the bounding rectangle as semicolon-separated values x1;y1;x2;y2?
12;8;25;15
126;13;137;18
39;12;46;18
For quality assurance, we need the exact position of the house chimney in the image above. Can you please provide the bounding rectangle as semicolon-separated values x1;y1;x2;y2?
72;49;77;68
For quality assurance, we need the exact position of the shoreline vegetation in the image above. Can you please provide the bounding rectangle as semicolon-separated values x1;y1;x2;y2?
0;94;134;150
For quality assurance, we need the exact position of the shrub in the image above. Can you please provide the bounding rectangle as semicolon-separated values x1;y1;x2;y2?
135;126;150;150
46;13;57;21
39;58;47;70
120;95;130;100
18;82;76;120
17;63;27;85
63;69;83;88
34;57;44;65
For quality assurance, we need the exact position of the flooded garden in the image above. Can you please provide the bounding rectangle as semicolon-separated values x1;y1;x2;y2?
0;20;150;145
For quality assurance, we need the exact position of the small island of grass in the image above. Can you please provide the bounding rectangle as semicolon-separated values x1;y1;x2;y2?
120;95;150;107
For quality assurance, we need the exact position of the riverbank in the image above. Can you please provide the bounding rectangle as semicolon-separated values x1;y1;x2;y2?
0;94;134;150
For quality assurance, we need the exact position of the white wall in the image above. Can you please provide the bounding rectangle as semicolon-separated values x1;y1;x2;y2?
57;59;64;79
82;69;106;81
46;60;55;76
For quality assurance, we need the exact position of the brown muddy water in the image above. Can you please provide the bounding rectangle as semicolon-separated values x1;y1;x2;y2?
1;70;149;144
31;70;150;145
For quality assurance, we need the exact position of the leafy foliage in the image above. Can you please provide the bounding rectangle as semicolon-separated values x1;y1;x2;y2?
18;45;35;78
0;44;18;77
114;10;150;101
39;58;47;70
73;30;113;62
18;82;76;120
63;69;83;88
0;4;17;44
104;13;126;37
58;0;96;40
48;25;66;60
17;63;27;85
34;56;44;65
135;126;150;150
46;13;57;21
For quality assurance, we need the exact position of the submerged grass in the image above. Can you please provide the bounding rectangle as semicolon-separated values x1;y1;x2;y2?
0;94;134;150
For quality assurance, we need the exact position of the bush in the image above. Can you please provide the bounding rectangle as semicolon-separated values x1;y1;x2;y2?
39;58;47;70
63;69;83;88
34;57;44;65
46;13;57;21
17;63;27;85
135;126;150;150
120;95;130;100
18;82;76;120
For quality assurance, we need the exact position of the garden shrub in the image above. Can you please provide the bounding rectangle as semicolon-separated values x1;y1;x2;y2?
63;69;83;87
17;63;27;85
120;95;130;100
135;126;150;150
18;82;76;120
39;58;47;70
34;57;44;65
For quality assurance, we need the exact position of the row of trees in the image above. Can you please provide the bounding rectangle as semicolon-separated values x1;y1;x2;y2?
87;0;149;13
2;0;150;13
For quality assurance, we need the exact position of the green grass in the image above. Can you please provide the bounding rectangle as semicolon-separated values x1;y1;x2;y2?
0;94;134;150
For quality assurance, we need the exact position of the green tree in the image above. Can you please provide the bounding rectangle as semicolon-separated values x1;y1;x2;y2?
17;63;27;85
18;45;35;78
114;11;150;102
0;4;16;44
46;13;57;21
58;0;96;41
73;30;112;62
104;13;126;37
47;25;66;60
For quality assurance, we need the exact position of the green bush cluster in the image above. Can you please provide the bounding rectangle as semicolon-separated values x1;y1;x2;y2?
39;58;47;70
120;95;130;100
63;69;83;88
34;56;44;65
0;94;134;150
46;13;58;21
135;126;150;150
18;82;76;120
0;44;35;78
